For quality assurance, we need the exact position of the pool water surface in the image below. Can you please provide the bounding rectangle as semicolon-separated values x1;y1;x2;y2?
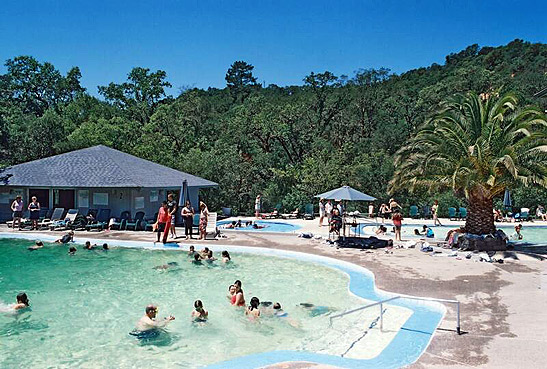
218;220;301;233
0;238;409;368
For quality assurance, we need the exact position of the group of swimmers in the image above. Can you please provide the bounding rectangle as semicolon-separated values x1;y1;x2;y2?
188;246;231;264
27;237;109;254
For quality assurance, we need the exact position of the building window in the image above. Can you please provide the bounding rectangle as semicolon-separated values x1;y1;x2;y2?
150;190;158;202
78;190;89;208
93;193;109;206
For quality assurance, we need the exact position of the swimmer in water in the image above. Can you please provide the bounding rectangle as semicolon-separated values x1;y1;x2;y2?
187;245;196;257
153;262;179;270
221;250;231;263
299;303;335;317
68;246;77;255
227;284;236;300
252;222;266;229
84;241;95;250
231;281;245;307
192;253;203;265
55;231;74;244
13;293;30;310
200;247;210;259
102;243;109;250
273;302;301;327
191;300;208;322
28;240;44;251
245;297;260;318
206;250;216;262
134;305;175;333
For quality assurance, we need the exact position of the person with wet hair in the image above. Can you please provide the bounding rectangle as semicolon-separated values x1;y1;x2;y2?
231;281;245;306
84;241;95;250
206;250;216;261
28;240;44;251
68;246;77;255
135;305;175;332
187;245;196;257
227;284;236;300
55;231;74;244
102;243;109;250
13;293;30;310
245;297;260;318
191;300;208;322
221;251;231;263
192;253;203;265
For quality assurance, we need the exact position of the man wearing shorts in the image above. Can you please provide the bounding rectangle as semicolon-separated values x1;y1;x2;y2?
11;195;24;230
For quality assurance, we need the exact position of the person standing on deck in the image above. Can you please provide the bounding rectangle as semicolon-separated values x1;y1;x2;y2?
167;193;178;239
198;201;209;240
432;200;442;226
318;198;326;227
155;201;170;244
181;200;195;240
255;195;261;218
28;196;41;230
325;200;333;224
392;210;403;241
11;195;24;230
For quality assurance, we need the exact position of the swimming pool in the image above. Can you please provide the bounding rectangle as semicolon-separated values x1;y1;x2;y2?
0;235;444;368
218;220;301;233
355;223;547;251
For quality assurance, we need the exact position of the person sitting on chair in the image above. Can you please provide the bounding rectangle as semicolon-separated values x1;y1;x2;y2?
329;209;342;235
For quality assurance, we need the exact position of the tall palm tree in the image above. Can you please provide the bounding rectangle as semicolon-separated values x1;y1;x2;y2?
390;92;547;235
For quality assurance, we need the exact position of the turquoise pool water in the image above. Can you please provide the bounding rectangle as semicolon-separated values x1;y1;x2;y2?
355;223;547;251
0;238;374;368
218;220;301;233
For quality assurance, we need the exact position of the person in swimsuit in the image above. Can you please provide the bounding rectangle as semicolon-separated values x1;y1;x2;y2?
255;195;261;218
27;196;41;230
11;195;24;230
28;240;44;251
191;300;208;322
319;198;325;227
231;280;245;306
198;201;209;240
134;305;175;333
221;250;231;263
432;200;442;226
206;250;216;261
167;194;178;239
192;253;203;265
187;245;196;257
55;231;74;244
245;297;260;318
102;243;109;251
227;284;236;300
392;210;403;241
84;241;96;250
68;246;77;255
12;293;30;310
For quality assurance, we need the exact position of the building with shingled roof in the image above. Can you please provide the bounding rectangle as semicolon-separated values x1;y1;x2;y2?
0;145;217;222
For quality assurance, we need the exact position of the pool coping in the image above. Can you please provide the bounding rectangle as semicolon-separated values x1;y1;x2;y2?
0;232;446;369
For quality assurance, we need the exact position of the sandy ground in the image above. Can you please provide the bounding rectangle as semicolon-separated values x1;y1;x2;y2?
3;216;547;369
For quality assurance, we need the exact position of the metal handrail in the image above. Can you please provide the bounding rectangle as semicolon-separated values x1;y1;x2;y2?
329;295;461;335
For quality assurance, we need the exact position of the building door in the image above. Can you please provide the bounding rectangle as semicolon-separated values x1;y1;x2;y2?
28;189;50;210
54;190;75;210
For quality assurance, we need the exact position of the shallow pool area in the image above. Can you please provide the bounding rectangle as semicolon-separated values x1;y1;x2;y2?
218;220;301;233
0;235;445;368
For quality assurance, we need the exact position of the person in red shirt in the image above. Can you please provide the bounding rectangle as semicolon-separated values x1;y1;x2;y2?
392;210;403;241
155;201;171;243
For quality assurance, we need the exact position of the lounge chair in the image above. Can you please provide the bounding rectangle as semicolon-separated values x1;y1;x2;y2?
262;209;280;219
204;212;218;239
38;207;65;229
143;213;158;232
110;211;131;230
86;209;111;231
448;207;458;220
422;205;432;219
125;211;145;231
282;208;300;219
192;213;201;233
459;207;467;220
409;205;419;219
303;203;314;220
519;208;531;221
49;209;79;231
219;207;232;220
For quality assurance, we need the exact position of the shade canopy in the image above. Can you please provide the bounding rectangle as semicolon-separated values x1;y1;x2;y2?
315;186;376;201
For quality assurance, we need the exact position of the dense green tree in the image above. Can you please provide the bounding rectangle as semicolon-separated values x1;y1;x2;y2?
225;60;258;103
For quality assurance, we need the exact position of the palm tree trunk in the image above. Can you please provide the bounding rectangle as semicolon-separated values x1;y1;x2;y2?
465;193;496;235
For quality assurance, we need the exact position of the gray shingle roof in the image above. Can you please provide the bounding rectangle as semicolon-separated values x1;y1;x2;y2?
1;145;218;188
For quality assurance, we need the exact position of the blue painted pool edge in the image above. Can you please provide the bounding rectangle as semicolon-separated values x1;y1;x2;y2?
0;232;446;369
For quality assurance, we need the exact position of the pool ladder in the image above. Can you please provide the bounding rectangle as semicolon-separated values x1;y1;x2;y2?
329;295;461;335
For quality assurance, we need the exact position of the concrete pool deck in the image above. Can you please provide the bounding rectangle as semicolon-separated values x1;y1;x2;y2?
2;217;546;369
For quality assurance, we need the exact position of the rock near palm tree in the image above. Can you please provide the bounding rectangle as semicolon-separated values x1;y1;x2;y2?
390;91;547;235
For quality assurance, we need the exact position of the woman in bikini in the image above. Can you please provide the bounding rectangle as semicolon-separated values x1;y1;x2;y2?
231;280;245;307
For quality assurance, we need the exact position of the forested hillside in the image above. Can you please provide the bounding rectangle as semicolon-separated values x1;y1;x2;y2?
1;39;546;214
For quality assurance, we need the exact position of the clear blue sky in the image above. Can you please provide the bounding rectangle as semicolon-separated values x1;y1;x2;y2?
1;0;546;96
